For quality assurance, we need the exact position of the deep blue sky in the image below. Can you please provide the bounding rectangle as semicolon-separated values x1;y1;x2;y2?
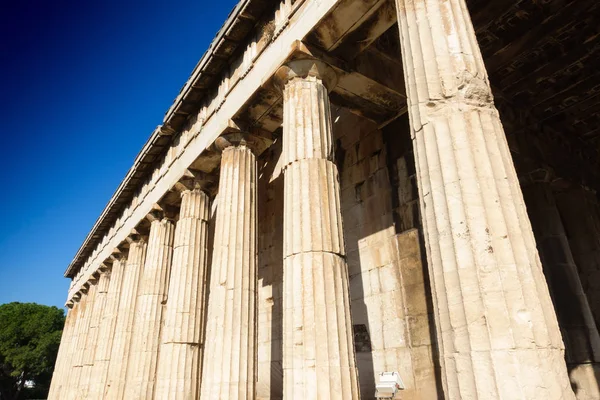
0;0;238;308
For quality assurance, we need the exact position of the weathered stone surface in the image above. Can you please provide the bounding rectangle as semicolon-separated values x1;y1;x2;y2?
68;281;97;400
155;189;211;400
79;272;110;398
394;0;575;397
201;145;257;399
281;71;359;399
89;257;126;400
48;305;78;400
125;218;175;399
104;239;147;399
334;109;440;400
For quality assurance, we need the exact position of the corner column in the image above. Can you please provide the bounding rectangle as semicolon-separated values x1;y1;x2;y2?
48;303;78;400
394;0;574;398
276;60;360;400
125;215;175;399
155;187;211;399
105;238;147;399
55;297;83;399
89;255;126;399
201;136;258;400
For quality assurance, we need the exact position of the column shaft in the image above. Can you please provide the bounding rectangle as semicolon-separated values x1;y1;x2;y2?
155;189;211;400
80;272;110;398
105;240;147;399
89;257;126;400
59;301;82;399
125;218;175;399
394;0;574;398
201;145;257;400
48;305;77;400
68;282;97;400
556;186;600;331
524;183;600;399
282;76;359;399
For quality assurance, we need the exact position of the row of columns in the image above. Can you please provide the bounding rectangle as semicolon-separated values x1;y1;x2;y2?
48;0;597;396
49;61;359;399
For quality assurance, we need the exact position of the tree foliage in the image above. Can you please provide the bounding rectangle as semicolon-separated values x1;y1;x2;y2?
0;302;64;400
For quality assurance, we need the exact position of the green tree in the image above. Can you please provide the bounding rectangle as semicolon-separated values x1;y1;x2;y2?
0;303;64;400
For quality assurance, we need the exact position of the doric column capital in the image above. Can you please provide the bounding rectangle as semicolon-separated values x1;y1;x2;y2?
212;121;273;156
126;233;147;247
173;169;216;196
146;205;178;222
274;58;337;91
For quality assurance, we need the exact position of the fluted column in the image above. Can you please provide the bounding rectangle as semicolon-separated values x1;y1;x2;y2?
125;216;175;399
56;300;82;399
89;256;126;400
79;271;111;398
201;141;257;399
556;186;600;330
48;304;77;400
394;0;574;398
68;282;97;400
276;60;359;400
155;188;211;400
105;239;147;399
523;182;600;399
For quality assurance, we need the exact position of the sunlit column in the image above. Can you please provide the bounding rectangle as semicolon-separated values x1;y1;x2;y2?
125;215;175;399
104;238;147;399
201;137;258;400
155;188;211;400
47;302;77;400
89;255;126;399
277;60;360;400
79;271;110;398
393;0;574;397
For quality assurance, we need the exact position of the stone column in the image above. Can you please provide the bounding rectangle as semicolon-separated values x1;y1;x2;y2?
48;304;77;400
276;60;360;400
105;238;147;399
55;299;82;399
155;188;211;400
68;281;97;400
201;138;258;400
556;186;600;330
79;271;110;398
89;256;126;400
124;216;175;399
393;0;574;398
523;181;600;399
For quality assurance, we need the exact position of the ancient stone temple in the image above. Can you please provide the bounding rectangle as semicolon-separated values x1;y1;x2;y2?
49;0;600;398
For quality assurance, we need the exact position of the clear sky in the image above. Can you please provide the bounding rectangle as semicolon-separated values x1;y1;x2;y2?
0;0;239;308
